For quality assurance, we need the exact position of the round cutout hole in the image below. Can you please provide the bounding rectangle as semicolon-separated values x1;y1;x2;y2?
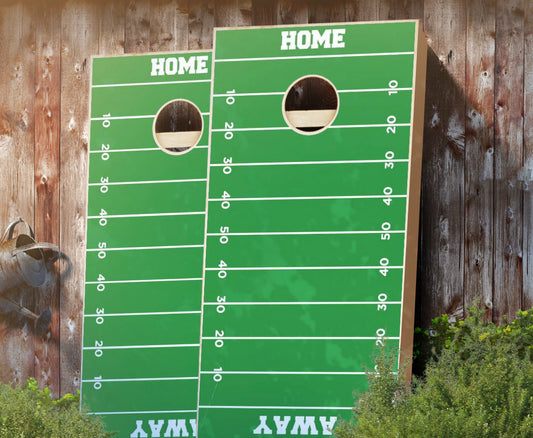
153;99;203;155
282;75;339;135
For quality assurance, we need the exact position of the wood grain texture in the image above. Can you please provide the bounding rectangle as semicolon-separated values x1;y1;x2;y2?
308;0;345;23
493;0;524;322
59;0;98;395
125;0;151;53
345;0;378;22
277;0;308;24
420;0;466;326
98;0;126;55
214;0;252;27
524;0;533;311
188;0;214;49
0;0;36;388
252;0;275;25
150;0;188;52
33;0;61;397
465;0;495;318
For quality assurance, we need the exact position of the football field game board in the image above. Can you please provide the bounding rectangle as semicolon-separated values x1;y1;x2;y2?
82;51;211;437
82;19;426;438
197;21;426;437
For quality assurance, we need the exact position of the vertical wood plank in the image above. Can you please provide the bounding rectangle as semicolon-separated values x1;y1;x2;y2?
214;0;252;27
378;0;396;20
0;0;36;388
150;0;188;52
276;0;308;24
420;0;466;326
188;0;214;49
308;0;346;23
493;0;524;322
34;0;61;396
393;0;424;20
524;0;533;311
345;0;378;22
125;0;151;53
464;0;495;317
252;0;275;25
60;0;99;396
98;0;126;55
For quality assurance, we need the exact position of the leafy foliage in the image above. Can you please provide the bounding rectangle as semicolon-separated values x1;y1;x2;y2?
0;378;113;438
335;305;533;438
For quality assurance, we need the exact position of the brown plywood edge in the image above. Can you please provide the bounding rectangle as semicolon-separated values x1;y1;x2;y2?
399;20;426;381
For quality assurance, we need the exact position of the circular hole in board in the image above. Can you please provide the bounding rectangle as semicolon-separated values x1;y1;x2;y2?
282;75;339;135
153;99;203;155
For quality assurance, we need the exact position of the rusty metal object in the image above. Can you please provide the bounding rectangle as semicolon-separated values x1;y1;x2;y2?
0;218;59;333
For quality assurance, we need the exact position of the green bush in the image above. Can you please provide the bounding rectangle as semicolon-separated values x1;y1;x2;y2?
0;378;112;437
335;305;533;438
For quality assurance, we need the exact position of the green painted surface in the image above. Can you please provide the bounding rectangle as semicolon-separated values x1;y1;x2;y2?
198;21;422;436
82;52;211;437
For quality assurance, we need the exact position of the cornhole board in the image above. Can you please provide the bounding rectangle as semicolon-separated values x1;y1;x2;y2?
197;20;426;436
81;51;211;437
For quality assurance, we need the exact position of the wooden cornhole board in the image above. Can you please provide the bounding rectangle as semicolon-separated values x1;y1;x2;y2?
82;51;211;437
197;21;426;436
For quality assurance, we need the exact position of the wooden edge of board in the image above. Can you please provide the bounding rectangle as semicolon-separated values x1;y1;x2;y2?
211;19;422;33
285;109;337;128
399;21;427;381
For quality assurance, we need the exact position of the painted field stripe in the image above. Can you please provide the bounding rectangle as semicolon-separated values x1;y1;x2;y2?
199;405;352;410
205;266;403;271
213;87;412;97
86;278;202;285
89;178;207;187
212;123;410;132
209;195;407;202
214;51;415;63
92;113;210;121
202;337;400;341
84;310;201;317
210;159;409;167
207;230;405;237
92;79;211;88
86;244;203;252
90;145;208;154
203;301;402;306
200;371;366;376
83;343;199;350
87;410;197;416
83;376;198;383
88;212;205;220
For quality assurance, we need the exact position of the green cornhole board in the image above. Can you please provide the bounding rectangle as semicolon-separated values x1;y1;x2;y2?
82;51;211;437
197;20;426;437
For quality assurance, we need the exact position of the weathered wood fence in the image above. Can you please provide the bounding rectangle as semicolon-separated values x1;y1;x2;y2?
0;0;531;398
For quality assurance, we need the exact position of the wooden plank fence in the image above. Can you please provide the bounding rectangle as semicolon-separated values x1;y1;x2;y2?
0;0;531;398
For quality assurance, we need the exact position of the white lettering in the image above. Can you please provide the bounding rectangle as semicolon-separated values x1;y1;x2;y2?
296;30;311;49
274;416;291;434
179;57;196;75
149;420;165;437
280;31;297;50
253;415;273;435
290;416;318;435
281;28;345;51
165;58;178;75
130;420;149;438
164;419;189;437
196;56;209;74
311;29;331;49
151;58;165;76
319;417;337;435
332;29;346;48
